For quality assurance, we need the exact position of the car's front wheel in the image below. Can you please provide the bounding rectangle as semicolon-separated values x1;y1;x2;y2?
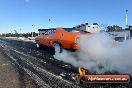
36;42;42;49
53;42;63;54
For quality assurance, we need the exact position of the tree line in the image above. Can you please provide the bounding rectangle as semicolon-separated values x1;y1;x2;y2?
0;32;38;37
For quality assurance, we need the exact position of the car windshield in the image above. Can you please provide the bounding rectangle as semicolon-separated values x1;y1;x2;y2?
38;29;56;35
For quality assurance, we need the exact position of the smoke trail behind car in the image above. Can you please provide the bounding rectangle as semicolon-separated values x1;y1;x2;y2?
54;33;132;75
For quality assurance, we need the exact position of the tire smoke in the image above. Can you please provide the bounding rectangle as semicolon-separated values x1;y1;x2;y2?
54;33;132;74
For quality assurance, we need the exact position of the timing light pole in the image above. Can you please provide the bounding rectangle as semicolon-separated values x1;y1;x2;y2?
49;19;51;28
125;10;128;27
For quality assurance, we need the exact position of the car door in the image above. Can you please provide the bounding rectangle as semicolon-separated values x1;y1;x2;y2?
39;33;47;45
47;29;56;46
42;29;50;46
44;29;56;46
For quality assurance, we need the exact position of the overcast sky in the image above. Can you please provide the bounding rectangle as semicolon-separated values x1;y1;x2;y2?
0;0;132;33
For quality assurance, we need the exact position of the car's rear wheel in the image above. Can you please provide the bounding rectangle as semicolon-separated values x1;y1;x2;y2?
53;42;63;54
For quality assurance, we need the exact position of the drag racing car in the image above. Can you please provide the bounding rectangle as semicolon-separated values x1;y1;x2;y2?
35;28;92;53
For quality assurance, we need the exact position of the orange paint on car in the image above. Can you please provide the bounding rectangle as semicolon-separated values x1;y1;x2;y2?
35;28;92;49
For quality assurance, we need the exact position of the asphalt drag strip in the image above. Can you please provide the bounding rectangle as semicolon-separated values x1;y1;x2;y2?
1;38;132;88
0;38;80;88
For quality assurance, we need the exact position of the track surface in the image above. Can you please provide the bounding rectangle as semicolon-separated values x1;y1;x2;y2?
0;38;132;88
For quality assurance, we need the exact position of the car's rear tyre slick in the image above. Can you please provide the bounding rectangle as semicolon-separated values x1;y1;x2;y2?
53;42;63;54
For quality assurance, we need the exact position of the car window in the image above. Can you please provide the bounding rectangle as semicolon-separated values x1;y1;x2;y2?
45;29;56;35
51;29;56;33
45;30;50;35
39;30;47;35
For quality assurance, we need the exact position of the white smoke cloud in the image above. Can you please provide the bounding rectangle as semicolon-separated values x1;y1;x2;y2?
54;33;132;75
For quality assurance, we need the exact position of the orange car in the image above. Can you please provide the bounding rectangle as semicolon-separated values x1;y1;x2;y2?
35;28;92;53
